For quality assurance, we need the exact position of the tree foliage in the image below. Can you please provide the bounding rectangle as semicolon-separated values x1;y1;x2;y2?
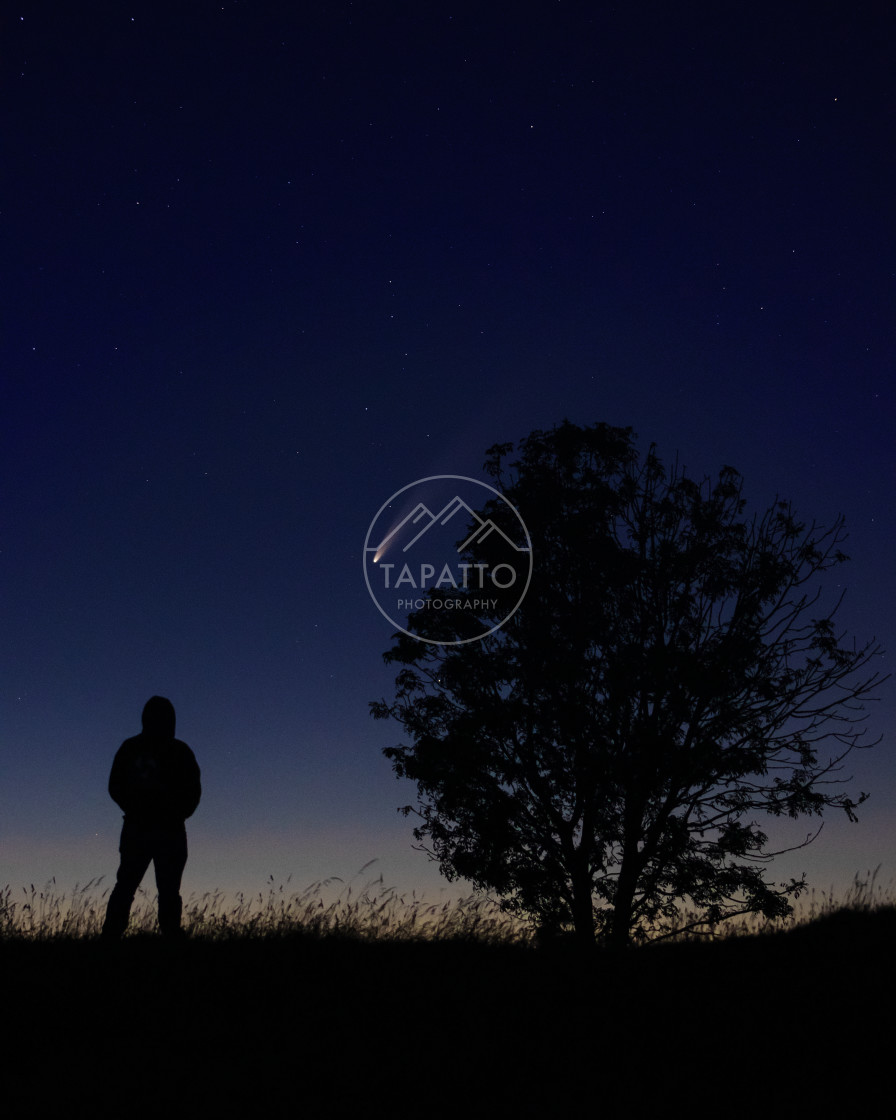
371;421;886;946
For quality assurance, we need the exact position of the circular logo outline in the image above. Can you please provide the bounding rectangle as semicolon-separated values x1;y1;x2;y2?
363;474;533;646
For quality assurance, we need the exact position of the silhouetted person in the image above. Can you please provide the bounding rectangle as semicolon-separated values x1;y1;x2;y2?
102;696;201;939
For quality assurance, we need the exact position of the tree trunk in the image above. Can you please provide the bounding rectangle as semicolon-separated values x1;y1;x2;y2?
571;885;596;947
609;846;641;948
569;854;596;947
609;879;635;948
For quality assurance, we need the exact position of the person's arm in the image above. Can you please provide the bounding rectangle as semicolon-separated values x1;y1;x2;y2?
108;743;130;812
178;744;202;820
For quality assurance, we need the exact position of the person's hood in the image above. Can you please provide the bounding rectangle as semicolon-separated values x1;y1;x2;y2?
141;696;176;738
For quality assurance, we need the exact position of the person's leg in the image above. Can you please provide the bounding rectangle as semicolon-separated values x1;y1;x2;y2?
102;819;153;939
153;824;188;937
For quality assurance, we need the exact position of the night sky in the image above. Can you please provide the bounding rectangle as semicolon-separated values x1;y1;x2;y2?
3;3;894;911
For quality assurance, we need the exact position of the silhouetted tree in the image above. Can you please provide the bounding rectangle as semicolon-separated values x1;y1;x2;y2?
372;421;886;947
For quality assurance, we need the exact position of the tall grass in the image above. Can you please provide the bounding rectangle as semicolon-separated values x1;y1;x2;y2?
0;866;530;944
664;867;896;942
2;866;892;944
182;869;530;943
0;879;109;940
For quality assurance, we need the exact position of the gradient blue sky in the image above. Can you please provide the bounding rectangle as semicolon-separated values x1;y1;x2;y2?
2;2;894;911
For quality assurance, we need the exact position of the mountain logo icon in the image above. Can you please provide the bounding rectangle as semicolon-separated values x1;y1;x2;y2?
372;496;529;560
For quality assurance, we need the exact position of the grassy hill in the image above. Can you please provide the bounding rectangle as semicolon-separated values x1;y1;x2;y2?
3;888;893;1112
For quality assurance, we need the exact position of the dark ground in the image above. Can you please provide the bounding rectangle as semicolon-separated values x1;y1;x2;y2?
6;909;894;1113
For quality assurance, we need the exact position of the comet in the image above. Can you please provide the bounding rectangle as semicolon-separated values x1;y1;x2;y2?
372;502;435;562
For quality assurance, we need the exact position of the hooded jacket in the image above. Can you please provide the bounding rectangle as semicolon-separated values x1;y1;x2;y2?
108;697;201;824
